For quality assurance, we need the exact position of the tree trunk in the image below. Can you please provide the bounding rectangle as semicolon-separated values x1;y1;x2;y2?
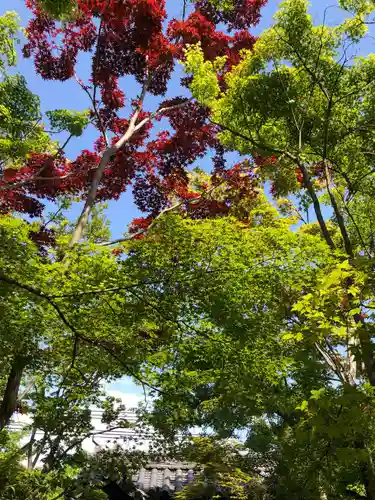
27;426;37;470
365;448;375;500
358;327;375;387
0;355;27;430
357;447;375;500
363;470;375;500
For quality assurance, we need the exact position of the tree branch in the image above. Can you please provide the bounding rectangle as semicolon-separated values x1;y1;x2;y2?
0;134;74;191
314;341;348;384
101;176;219;246
210;119;336;250
0;272;166;395
320;51;353;256
69;72;152;247
273;27;330;101
49;280;166;298
69;80;190;246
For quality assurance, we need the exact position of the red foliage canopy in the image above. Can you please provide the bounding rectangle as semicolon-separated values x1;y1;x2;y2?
1;0;266;229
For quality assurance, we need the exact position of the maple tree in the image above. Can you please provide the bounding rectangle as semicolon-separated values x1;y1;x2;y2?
0;0;266;246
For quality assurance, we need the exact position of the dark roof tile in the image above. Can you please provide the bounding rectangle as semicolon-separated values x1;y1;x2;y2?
133;463;196;491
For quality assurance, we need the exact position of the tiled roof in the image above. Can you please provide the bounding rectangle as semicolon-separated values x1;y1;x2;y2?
132;463;196;492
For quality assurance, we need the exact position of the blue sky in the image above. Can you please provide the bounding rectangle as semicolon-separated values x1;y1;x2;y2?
1;0;372;402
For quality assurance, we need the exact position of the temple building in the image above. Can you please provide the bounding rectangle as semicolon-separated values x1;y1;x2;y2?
10;409;198;499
